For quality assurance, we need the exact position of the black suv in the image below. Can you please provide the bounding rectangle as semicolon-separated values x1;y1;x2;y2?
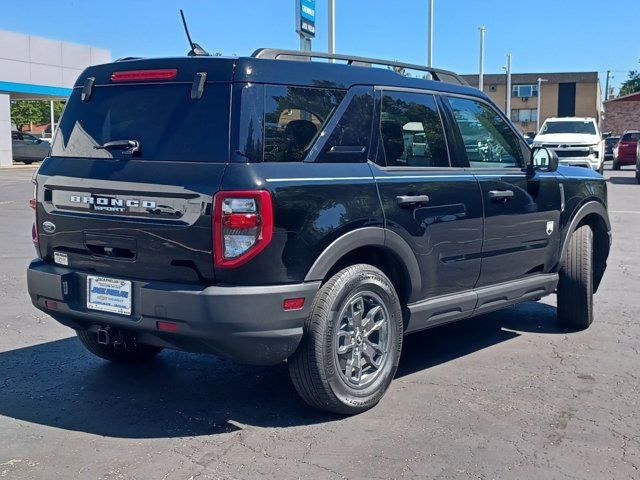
27;49;611;414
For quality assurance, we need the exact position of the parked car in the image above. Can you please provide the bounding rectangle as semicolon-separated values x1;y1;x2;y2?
27;49;611;414
11;131;51;164
532;117;605;174
604;135;620;161
613;130;639;170
636;140;640;184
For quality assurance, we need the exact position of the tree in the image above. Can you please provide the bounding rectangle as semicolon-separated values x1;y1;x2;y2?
10;100;66;130
619;61;640;97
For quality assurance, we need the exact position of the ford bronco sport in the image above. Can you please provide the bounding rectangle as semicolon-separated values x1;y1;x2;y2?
27;49;611;414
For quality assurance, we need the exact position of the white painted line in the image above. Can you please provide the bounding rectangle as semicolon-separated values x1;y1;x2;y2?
609;210;640;214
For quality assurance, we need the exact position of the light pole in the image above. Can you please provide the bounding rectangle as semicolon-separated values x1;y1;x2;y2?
328;0;335;59
604;70;612;101
427;0;434;67
478;26;486;91
536;77;548;133
504;54;512;118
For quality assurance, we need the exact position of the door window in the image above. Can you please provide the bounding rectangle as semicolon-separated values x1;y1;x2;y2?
446;97;523;168
378;91;449;168
263;86;345;162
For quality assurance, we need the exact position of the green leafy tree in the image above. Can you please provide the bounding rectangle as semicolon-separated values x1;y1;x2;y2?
10;100;66;130
619;62;640;97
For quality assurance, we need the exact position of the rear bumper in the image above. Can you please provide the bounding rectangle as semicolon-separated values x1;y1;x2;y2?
27;260;320;365
614;155;636;165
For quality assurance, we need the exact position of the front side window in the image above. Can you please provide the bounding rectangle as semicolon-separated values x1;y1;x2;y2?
378;91;449;168
447;97;523;168
263;86;345;162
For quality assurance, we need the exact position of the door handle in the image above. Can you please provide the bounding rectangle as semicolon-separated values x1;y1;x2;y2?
488;190;514;202
396;195;430;207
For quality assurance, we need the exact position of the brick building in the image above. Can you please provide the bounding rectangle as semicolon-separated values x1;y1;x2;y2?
603;92;640;135
462;72;601;135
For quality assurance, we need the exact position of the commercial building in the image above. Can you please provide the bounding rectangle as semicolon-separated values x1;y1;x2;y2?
603;91;640;135
462;72;602;135
0;30;111;167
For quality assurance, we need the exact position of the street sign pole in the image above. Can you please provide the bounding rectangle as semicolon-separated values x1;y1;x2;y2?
296;0;316;52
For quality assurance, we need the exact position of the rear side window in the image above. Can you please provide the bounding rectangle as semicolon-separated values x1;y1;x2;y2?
622;132;640;142
379;91;449;168
263;86;345;162
52;83;230;162
446;96;523;168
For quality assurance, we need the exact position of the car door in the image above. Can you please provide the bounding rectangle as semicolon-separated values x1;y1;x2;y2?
442;95;562;287
11;132;27;159
370;88;484;304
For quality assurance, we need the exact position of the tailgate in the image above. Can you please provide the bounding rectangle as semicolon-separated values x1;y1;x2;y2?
36;159;225;283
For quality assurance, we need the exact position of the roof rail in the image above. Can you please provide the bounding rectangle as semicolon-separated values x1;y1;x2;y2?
251;48;468;86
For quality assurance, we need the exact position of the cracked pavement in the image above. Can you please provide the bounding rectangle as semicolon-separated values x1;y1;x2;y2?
0;167;638;479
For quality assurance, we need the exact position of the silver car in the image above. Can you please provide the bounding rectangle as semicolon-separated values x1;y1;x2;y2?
11;131;50;164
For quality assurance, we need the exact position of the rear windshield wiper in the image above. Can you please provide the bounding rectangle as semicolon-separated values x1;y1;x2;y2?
94;140;140;155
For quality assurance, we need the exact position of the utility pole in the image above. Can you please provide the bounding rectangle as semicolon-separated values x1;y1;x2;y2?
536;77;548;133
427;0;434;67
478;26;486;92
328;0;335;60
604;70;612;101
505;53;512;118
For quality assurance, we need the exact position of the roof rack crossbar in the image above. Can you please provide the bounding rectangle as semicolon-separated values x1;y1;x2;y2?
251;48;468;86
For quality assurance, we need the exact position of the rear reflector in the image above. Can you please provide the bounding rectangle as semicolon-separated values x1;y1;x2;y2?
156;321;179;333
111;69;178;82
283;298;305;311
44;300;58;310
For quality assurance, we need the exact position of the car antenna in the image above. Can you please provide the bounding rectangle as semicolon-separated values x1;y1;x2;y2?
180;9;210;57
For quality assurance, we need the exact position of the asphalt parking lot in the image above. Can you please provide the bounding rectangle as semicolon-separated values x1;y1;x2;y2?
0;165;638;480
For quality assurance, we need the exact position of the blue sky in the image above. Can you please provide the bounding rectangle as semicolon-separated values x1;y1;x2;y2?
1;0;637;92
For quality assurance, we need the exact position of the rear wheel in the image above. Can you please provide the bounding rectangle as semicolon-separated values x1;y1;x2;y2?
76;329;162;363
557;225;593;329
612;160;621;170
289;264;403;415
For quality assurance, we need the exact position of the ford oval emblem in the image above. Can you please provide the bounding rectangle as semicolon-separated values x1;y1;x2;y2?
42;221;56;234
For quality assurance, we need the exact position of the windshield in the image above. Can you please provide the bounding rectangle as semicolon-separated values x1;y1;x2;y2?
52;83;230;162
540;120;596;135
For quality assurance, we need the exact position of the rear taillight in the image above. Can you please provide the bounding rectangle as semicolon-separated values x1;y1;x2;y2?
110;69;178;82
30;180;38;246
213;191;273;268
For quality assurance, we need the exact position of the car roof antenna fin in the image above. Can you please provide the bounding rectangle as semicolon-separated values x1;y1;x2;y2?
180;9;210;57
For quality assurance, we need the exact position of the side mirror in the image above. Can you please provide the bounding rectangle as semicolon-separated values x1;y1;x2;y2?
528;147;558;174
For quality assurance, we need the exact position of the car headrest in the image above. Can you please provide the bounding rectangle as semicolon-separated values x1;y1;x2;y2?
380;120;405;164
285;120;318;149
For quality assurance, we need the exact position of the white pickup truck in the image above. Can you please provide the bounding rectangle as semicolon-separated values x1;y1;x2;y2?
532;117;605;174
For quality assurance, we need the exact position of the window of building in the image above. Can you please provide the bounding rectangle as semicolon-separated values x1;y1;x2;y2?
263;86;345;162
446;96;523;169
512;84;538;98
378;91;449;168
510;109;538;123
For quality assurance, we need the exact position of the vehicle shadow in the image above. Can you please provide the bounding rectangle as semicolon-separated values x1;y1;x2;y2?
608;176;638;185
0;302;565;439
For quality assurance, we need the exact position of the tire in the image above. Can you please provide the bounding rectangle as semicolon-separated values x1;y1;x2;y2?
597;164;604;175
612;160;621;170
289;264;403;415
76;329;162;363
22;160;34;165
557;225;593;329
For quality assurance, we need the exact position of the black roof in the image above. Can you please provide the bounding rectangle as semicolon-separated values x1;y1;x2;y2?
74;54;485;100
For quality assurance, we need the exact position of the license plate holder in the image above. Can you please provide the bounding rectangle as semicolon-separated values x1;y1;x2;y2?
86;276;132;316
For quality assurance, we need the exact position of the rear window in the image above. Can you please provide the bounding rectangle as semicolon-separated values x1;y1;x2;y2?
52;83;230;162
622;132;640;142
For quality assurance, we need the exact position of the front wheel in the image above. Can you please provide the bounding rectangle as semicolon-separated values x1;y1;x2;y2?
557;225;593;329
612;160;621;170
288;264;403;415
76;329;162;363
